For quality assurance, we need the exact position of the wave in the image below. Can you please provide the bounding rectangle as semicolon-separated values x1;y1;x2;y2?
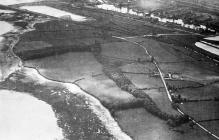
22;67;132;140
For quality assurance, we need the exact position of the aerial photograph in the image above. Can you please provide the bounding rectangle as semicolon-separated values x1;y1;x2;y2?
0;0;218;140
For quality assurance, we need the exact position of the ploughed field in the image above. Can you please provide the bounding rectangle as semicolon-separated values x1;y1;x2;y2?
2;1;219;140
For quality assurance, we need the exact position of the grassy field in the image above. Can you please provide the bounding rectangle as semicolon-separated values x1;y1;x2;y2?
76;75;137;107
120;63;156;73
98;38;181;117
124;74;163;89
4;0;219;139
14;41;52;52
159;62;219;82
180;102;219;121
114;108;212;140
101;41;150;61
200;121;219;136
0;68;115;140
175;83;219;100
25;52;103;82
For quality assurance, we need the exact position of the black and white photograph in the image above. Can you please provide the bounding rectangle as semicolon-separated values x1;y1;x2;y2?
0;0;218;139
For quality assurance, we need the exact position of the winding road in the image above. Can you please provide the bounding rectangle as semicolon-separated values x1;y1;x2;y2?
1;2;218;139
112;35;219;140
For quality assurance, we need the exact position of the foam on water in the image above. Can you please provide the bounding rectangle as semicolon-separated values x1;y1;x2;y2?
22;68;48;83
20;6;88;22
23;67;132;140
65;83;133;140
0;90;64;140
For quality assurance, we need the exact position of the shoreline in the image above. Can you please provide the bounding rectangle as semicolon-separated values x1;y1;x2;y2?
0;9;132;140
0;14;50;81
0;2;218;140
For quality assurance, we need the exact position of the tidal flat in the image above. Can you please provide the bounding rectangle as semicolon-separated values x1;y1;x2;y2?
0;0;219;139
